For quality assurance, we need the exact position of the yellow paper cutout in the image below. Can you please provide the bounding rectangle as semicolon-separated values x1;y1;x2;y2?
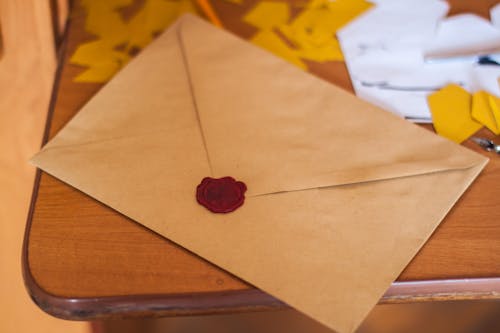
251;30;306;69
72;0;372;82
471;91;500;135
428;84;482;143
222;0;243;4
71;0;199;83
244;0;372;67
279;0;372;62
82;0;132;44
126;0;197;50
71;40;131;82
74;62;125;82
322;0;372;30
487;94;500;133
292;30;344;61
243;2;290;30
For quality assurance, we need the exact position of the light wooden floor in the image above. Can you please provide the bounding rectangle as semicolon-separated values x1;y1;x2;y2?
1;1;499;333
0;1;87;332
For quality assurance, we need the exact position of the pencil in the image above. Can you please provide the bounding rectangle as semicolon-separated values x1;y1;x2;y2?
195;0;224;28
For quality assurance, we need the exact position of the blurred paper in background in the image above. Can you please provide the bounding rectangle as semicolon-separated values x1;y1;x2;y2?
339;0;500;122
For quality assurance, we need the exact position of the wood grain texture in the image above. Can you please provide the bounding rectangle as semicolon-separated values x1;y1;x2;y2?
24;0;500;320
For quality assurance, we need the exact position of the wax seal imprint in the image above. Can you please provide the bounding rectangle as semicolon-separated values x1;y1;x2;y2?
196;177;247;213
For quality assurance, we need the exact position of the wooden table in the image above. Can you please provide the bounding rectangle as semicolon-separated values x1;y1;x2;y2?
23;0;500;321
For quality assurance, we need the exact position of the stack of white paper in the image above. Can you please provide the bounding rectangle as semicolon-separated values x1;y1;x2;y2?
338;0;500;122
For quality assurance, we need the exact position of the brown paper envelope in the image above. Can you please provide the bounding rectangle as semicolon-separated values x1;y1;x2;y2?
32;15;488;333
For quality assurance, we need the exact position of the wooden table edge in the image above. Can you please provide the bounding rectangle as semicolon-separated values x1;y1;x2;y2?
23;179;500;320
22;11;500;320
23;210;500;320
20;274;500;321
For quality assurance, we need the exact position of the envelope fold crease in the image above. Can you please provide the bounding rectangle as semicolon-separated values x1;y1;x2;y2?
31;14;489;333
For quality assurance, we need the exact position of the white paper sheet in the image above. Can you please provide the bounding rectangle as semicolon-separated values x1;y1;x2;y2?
338;1;500;122
470;65;500;97
491;3;500;30
424;14;500;58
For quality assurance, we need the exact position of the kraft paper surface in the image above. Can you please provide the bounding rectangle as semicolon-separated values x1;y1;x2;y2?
32;15;488;333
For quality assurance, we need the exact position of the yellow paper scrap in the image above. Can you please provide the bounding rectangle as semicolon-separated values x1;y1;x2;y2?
126;0;198;50
251;30;306;69
74;63;125;82
323;0;373;29
243;0;372;66
287;0;371;38
471;91;500;135
71;0;198;83
82;0;132;45
71;40;131;82
279;0;372;62
428;84;482;143
243;1;290;30
292;30;344;61
488;94;500;132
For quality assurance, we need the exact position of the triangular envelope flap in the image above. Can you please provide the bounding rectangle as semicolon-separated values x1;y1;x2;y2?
179;15;485;197
31;21;211;197
37;21;201;152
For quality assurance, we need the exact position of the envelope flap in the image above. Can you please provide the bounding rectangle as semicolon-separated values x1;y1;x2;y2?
179;15;485;197
32;20;211;194
39;20;202;152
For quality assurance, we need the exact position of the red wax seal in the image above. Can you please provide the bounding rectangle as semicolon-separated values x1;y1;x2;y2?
196;177;247;213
